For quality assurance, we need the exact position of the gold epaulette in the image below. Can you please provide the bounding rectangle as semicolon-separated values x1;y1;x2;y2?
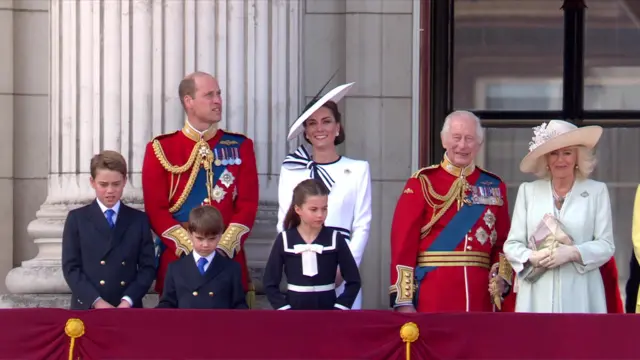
411;164;439;179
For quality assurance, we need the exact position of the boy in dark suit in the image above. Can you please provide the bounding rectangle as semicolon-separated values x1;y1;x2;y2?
156;205;248;309
62;150;156;310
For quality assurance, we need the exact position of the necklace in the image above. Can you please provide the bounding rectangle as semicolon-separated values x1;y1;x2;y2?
552;187;570;209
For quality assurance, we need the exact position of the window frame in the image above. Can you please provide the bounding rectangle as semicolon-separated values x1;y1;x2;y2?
425;0;640;165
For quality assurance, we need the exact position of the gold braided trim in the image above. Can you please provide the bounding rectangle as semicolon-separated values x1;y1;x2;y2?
417;174;470;238
152;139;200;174
162;224;193;255
418;251;490;268
217;223;250;258
152;138;213;213
390;265;414;306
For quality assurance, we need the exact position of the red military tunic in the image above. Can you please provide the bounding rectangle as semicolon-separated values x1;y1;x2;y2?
142;123;259;298
389;157;512;312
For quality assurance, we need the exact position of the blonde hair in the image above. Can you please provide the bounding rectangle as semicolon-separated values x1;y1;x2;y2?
532;145;597;179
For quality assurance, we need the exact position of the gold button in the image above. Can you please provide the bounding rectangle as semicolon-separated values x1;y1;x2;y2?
100;260;106;265
121;261;126;266
404;285;410;290
404;279;410;283
192;291;198;296
209;292;214;297
99;280;105;285
467;246;472;250
404;291;410;296
120;281;126;286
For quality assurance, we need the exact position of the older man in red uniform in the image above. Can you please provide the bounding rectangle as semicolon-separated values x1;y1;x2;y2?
389;111;513;313
142;71;259;306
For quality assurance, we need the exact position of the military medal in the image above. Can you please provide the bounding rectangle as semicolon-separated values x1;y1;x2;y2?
214;149;222;166
221;148;229;166
234;148;242;165
220;169;235;188
212;185;227;203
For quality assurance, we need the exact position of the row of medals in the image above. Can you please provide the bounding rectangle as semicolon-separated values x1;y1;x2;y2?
213;147;242;166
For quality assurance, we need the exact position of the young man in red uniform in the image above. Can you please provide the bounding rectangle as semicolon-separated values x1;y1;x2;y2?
389;110;513;313
142;71;259;307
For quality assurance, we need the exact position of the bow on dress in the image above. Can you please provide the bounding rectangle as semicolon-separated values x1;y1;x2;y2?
293;243;324;277
282;145;335;191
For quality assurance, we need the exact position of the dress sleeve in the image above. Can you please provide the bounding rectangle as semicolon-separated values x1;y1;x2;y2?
573;182;615;273
503;182;534;275
348;162;372;267
334;232;362;310
263;233;290;310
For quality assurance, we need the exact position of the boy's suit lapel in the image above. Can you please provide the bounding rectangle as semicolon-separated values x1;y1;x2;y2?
200;255;225;287
86;200;134;258
111;204;133;249
183;254;226;290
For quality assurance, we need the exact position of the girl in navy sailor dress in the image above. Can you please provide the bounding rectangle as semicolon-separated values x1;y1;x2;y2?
264;179;361;310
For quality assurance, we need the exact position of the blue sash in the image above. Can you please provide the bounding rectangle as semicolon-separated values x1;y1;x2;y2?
414;171;500;287
154;133;246;263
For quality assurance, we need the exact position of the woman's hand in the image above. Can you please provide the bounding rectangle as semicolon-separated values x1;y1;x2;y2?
528;248;552;267
540;244;580;268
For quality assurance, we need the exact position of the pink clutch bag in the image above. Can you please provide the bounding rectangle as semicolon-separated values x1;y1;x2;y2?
524;214;573;282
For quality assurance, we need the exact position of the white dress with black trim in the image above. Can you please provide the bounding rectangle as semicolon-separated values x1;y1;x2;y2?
263;226;362;310
277;145;372;309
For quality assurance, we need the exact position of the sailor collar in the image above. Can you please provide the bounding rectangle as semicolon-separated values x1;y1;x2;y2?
181;120;218;142
441;154;475;177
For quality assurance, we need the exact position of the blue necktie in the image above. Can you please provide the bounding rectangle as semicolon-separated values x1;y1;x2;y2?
197;257;208;275
105;209;116;229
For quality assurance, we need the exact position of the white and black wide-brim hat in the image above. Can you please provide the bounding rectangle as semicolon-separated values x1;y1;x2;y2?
287;75;354;141
520;119;603;173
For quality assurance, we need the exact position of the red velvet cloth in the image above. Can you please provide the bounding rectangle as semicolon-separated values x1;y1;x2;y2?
2;308;639;359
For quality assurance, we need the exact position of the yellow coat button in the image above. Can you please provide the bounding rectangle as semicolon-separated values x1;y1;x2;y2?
192;291;198;296
99;280;105;285
120;281;126;286
100;260;106;265
209;292;214;297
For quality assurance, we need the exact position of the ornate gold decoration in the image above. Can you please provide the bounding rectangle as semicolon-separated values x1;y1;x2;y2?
217;223;250;258
65;318;85;360
417;250;490;269
153;137;220;213
163;225;193;255
417;174;470;238
391;265;414;306
490;229;497;246
490;254;513;309
400;322;419;360
220;140;238;146
403;188;414;194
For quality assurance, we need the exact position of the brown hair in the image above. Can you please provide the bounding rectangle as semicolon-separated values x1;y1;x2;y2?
303;101;346;146
178;71;213;110
188;205;225;236
90;150;127;179
283;179;330;230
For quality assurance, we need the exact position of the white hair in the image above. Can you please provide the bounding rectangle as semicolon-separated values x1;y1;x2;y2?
532;146;597;179
440;110;485;144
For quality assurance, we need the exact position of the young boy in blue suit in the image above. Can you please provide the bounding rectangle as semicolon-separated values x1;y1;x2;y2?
62;150;156;309
156;205;248;309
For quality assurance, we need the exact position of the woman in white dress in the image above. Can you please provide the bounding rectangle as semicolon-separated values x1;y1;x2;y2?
277;81;372;310
503;119;616;313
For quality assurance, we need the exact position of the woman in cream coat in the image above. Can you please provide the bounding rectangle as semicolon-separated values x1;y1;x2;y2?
504;120;616;313
277;82;372;310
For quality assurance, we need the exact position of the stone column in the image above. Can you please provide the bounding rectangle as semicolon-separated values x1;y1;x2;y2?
3;0;300;305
